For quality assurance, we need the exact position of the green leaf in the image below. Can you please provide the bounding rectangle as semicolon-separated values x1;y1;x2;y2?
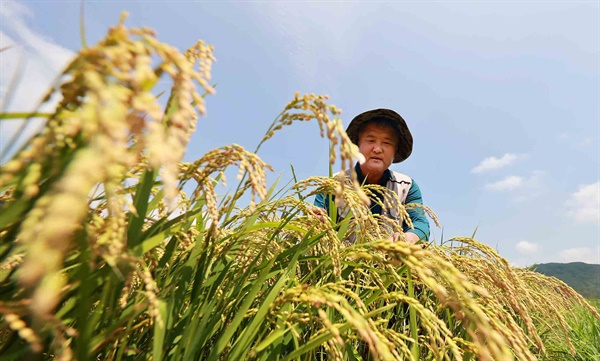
0;199;27;230
253;326;293;353
243;221;307;235
157;235;178;269
131;222;183;257
407;269;420;360
230;251;301;359
281;304;398;361
127;168;158;248
206;255;279;361
0;112;52;120
153;299;168;361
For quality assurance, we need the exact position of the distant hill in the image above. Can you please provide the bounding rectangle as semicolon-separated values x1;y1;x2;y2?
531;262;600;299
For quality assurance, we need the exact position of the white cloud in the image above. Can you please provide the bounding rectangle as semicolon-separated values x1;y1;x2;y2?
565;182;600;224
557;133;596;148
578;136;595;148
484;171;545;199
1;1;73;75
0;0;75;158
482;170;547;204
559;247;600;264
471;153;521;173
516;241;539;255
485;175;524;191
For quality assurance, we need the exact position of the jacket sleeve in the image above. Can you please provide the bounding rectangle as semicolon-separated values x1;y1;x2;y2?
402;179;430;241
314;193;328;209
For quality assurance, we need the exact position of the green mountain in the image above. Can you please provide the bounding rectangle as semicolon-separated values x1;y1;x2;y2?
531;262;600;299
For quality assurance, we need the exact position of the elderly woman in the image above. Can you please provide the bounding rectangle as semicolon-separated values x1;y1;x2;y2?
314;108;430;244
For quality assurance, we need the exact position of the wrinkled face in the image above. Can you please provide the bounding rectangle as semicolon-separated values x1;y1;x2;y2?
357;123;398;181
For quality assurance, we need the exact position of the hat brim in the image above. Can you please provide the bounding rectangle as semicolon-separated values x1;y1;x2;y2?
346;108;413;163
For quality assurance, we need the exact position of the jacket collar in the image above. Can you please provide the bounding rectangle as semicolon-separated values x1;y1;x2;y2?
354;162;391;186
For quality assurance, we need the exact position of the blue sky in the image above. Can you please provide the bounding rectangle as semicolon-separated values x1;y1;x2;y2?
1;0;598;266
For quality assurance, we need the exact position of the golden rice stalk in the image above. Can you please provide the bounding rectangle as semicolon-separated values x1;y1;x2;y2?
295;177;434;245
264;94;369;207
6;14;213;321
272;285;397;361
345;240;517;361
1;313;42;352
180;144;273;230
0;253;24;270
431;237;600;359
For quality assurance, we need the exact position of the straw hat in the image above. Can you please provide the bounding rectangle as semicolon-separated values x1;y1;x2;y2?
345;108;413;163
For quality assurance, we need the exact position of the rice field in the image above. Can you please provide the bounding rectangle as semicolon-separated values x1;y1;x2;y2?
1;16;598;361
